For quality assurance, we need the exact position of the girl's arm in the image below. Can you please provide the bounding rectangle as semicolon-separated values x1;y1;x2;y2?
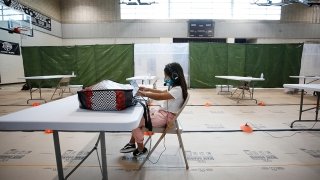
137;90;173;101
139;87;166;93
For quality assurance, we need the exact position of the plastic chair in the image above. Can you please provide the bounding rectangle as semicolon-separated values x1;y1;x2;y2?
139;93;190;170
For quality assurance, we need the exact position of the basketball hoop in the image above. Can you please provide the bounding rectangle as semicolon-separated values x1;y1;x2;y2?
8;27;20;34
13;27;21;34
1;6;34;37
8;27;28;34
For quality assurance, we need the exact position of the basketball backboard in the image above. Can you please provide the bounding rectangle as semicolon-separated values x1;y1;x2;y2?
0;5;33;37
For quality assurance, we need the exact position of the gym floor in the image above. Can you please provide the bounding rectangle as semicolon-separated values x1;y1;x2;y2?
0;84;319;180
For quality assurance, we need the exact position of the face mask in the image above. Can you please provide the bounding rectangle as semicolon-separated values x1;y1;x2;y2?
164;78;173;86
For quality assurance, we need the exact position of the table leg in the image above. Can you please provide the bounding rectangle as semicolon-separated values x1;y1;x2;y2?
39;81;42;99
315;92;319;121
299;89;304;121
290;89;305;128
53;131;64;180
28;82;33;100
240;81;246;102
251;82;254;99
241;86;245;99
100;132;108;180
290;90;319;128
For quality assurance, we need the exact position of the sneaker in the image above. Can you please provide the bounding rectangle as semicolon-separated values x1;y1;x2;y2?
120;143;136;153
133;147;148;157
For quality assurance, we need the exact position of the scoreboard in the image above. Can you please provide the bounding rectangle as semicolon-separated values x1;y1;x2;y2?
188;20;214;37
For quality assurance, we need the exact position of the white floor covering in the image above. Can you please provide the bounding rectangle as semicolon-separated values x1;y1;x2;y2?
0;86;319;180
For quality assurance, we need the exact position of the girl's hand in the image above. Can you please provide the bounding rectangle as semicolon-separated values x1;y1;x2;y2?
136;90;146;97
139;86;149;91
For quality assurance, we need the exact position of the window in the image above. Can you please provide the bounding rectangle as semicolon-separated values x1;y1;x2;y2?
120;0;281;20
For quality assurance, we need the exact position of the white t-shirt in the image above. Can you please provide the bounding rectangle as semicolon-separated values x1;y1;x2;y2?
160;86;184;114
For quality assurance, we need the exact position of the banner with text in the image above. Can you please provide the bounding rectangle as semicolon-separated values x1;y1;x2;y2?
0;40;20;55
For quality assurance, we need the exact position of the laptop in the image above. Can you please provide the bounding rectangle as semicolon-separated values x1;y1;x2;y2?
129;80;139;96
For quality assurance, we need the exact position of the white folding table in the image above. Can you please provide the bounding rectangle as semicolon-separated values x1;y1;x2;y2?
19;75;76;103
215;76;265;103
289;75;320;84
0;95;144;180
283;84;320;128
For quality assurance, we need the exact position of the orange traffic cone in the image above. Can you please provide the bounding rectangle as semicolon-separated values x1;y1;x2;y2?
258;101;265;106
44;129;53;134
32;102;40;106
240;123;253;133
204;102;212;107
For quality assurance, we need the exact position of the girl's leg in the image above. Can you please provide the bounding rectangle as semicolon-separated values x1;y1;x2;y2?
120;117;145;153
137;142;144;151
132;126;144;148
131;109;175;152
132;108;160;151
151;110;175;128
132;117;146;149
129;135;135;144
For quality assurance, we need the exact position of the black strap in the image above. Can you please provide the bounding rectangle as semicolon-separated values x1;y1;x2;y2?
137;100;153;131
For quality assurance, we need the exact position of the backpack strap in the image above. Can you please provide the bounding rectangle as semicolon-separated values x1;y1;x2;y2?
137;101;153;131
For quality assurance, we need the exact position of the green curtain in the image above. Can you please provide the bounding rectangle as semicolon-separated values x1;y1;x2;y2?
75;45;97;86
228;44;246;76
226;44;246;86
190;43;228;88
21;47;42;87
21;44;134;87
94;44;134;84
22;43;302;88
282;44;303;84
190;43;302;88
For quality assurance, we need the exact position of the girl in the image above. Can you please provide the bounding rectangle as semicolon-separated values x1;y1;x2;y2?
120;62;188;157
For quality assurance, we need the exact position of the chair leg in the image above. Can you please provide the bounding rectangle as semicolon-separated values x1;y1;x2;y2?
144;136;152;146
176;129;183;148
60;86;67;98
51;87;59;100
139;132;167;170
177;133;189;170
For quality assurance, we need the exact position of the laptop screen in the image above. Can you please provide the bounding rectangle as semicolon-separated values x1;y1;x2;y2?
130;80;139;96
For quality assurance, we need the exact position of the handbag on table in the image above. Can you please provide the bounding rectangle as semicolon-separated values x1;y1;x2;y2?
77;80;136;111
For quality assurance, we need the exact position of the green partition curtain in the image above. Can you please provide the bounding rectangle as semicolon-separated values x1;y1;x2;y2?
22;44;134;87
189;43;228;88
190;43;302;88
22;43;302;88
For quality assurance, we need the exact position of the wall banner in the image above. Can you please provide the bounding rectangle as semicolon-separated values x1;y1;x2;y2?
21;6;51;31
0;40;20;55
